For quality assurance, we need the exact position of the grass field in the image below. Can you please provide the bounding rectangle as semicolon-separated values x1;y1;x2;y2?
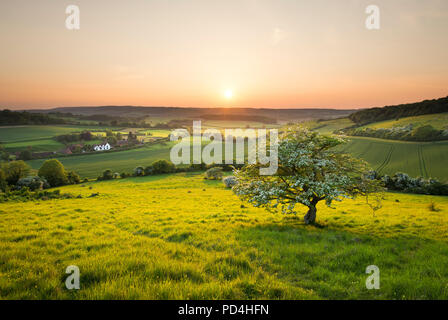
22;134;448;182
361;113;448;130
0;173;447;299
336;137;448;181
3;121;448;182
0;125;110;143
27;143;175;178
304;118;355;135
0;125;113;153
3;139;65;153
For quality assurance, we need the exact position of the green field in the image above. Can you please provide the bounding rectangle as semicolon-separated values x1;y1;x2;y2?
303;116;448;182
336;137;448;182
0;173;447;299
304;118;355;135
361;113;448;130
7;120;444;182
21;133;448;182
2;121;447;182
3;139;64;153
0;125;114;153
27;143;175;178
0;125;109;143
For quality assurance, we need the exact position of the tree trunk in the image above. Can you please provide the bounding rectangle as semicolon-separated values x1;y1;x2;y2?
304;205;317;225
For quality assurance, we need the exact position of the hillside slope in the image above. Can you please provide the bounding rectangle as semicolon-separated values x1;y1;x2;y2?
349;96;448;125
1;174;447;299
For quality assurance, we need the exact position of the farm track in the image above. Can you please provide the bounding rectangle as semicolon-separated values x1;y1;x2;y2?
418;145;429;178
376;146;394;174
357;142;372;158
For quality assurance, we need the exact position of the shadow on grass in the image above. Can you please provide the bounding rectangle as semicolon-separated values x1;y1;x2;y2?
234;221;448;299
113;174;172;184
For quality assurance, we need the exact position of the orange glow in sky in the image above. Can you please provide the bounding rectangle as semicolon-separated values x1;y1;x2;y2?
0;0;447;109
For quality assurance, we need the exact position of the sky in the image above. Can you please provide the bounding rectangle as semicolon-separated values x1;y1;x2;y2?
0;0;447;109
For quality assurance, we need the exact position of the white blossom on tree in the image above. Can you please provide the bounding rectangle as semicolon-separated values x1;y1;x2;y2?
233;126;383;225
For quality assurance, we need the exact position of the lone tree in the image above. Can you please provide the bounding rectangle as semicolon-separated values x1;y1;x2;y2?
233;127;383;225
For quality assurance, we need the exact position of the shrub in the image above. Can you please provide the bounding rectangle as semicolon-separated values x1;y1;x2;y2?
152;160;175;174
113;172;120;179
67;171;81;184
204;167;223;180
144;166;154;176
0;188;75;203
102;169;114;180
381;172;448;195
0;169;6;192
2;160;30;185
189;163;207;171
1;151;10;161
121;172;129;178
38;159;68;187
18;150;33;160
133;166;144;176
223;176;238;188
16;176;49;191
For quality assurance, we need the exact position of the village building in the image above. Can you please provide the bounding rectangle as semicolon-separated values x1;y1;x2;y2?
93;143;111;151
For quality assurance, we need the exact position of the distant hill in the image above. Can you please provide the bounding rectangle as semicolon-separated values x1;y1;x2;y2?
0;109;69;126
27;106;355;122
349;96;448;126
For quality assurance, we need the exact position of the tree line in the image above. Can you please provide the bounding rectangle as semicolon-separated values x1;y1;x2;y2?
0;110;69;125
349;96;448;126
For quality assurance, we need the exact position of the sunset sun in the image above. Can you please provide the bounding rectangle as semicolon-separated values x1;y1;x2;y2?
224;89;234;100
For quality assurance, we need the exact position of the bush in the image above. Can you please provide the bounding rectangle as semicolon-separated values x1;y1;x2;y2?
67;171;81;184
38;159;68;187
121;172;129;178
381;172;448;195
0;188;75;203
189;163;207;171
152;160;175;174
0;169;6;192
2;160;30;185
144;166;154;176
18;150;33;160
204;167;223;180
223;176;238;188
16;176;49;191
133;166;144;176
102;169;114;180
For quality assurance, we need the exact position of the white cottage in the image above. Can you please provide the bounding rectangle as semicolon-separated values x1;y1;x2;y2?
93;143;111;151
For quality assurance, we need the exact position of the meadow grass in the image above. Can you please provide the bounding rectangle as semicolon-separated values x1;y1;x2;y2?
26;143;175;178
0;174;447;299
0;125;113;143
361;113;448;130
5;123;448;182
336;137;448;182
3;139;65;153
303;118;355;135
